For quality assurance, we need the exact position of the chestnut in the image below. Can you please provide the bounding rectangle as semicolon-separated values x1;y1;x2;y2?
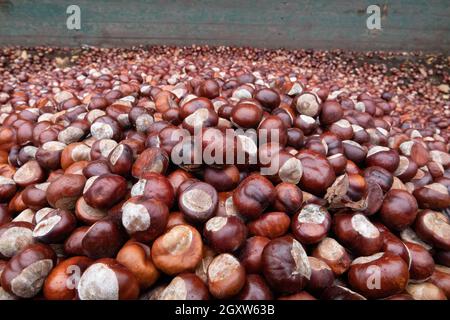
194;245;216;283
286;127;304;149
43;256;93;300
312;237;352;276
182;108;218;134
348;252;409;299
239;236;270;274
414;210;450;250
430;265;450;298
21;182;50;210
272;182;303;215
375;223;411;264
77;258;139;300
292;92;321;117
296;150;335;196
1;243;57;298
64;226;89;256
0;221;35;258
116;241;160;290
159;273;210;300
0;204;12;226
151;224;203;275
167;169;193;197
207;253;245;299
327;153;347;175
33;209;77;244
342;140;367;164
13;160;45;187
231;102;263;128
235;274;273;300
46;174;86;210
89;138;118;161
0;176;17;203
203;165;240;192
294;114;317;135
434;250;450;267
233;174;275;220
258;115;288;146
399;140;430;167
90;116;122;141
260;150;303;184
366;146;400;172
131;172;175;208
82;218;126;259
121;197;169;243
329;119;353;140
333;213;383;256
83;174;127;209
204;216;247;253
180;97;213;120
178;181;218;223
255;88;280;110
380;189;418;231
261;235;311;294
75;196;107;225
364;166;393;193
401;227;433;251
60;142;91;170
320;100;343;125
405;241;435;281
107;143;133;176
413;183;450;210
306;257;335;295
214;192;241;219
406;282;447;300
291;204;331;245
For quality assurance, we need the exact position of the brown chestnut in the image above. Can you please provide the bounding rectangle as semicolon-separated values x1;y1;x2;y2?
380;189;418;231
291;204;331;244
1;243;56;298
159;273;210;300
312;237;351;276
33;209;77;244
151;224;203;275
207;253;245;299
77;258;139;300
43;256;93;300
179;181;218;223
116;241;160;290
232;174;275;220
83;174;127;209
262;235;311;293
348;252;409;299
121;197;169;243
333;213;383;256
204;216;247;253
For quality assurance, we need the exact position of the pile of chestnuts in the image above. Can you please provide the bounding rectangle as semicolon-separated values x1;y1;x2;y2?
0;45;449;300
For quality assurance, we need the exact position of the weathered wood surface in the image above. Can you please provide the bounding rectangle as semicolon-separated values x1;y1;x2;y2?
0;0;449;51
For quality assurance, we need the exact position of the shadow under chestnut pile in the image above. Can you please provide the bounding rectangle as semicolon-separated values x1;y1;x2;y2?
0;45;449;300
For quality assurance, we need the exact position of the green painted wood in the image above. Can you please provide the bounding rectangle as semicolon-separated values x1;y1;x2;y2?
0;0;449;51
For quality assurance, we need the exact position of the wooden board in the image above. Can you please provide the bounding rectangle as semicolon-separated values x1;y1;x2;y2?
0;0;449;52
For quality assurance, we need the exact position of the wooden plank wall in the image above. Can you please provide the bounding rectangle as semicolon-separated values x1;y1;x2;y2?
0;0;449;52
